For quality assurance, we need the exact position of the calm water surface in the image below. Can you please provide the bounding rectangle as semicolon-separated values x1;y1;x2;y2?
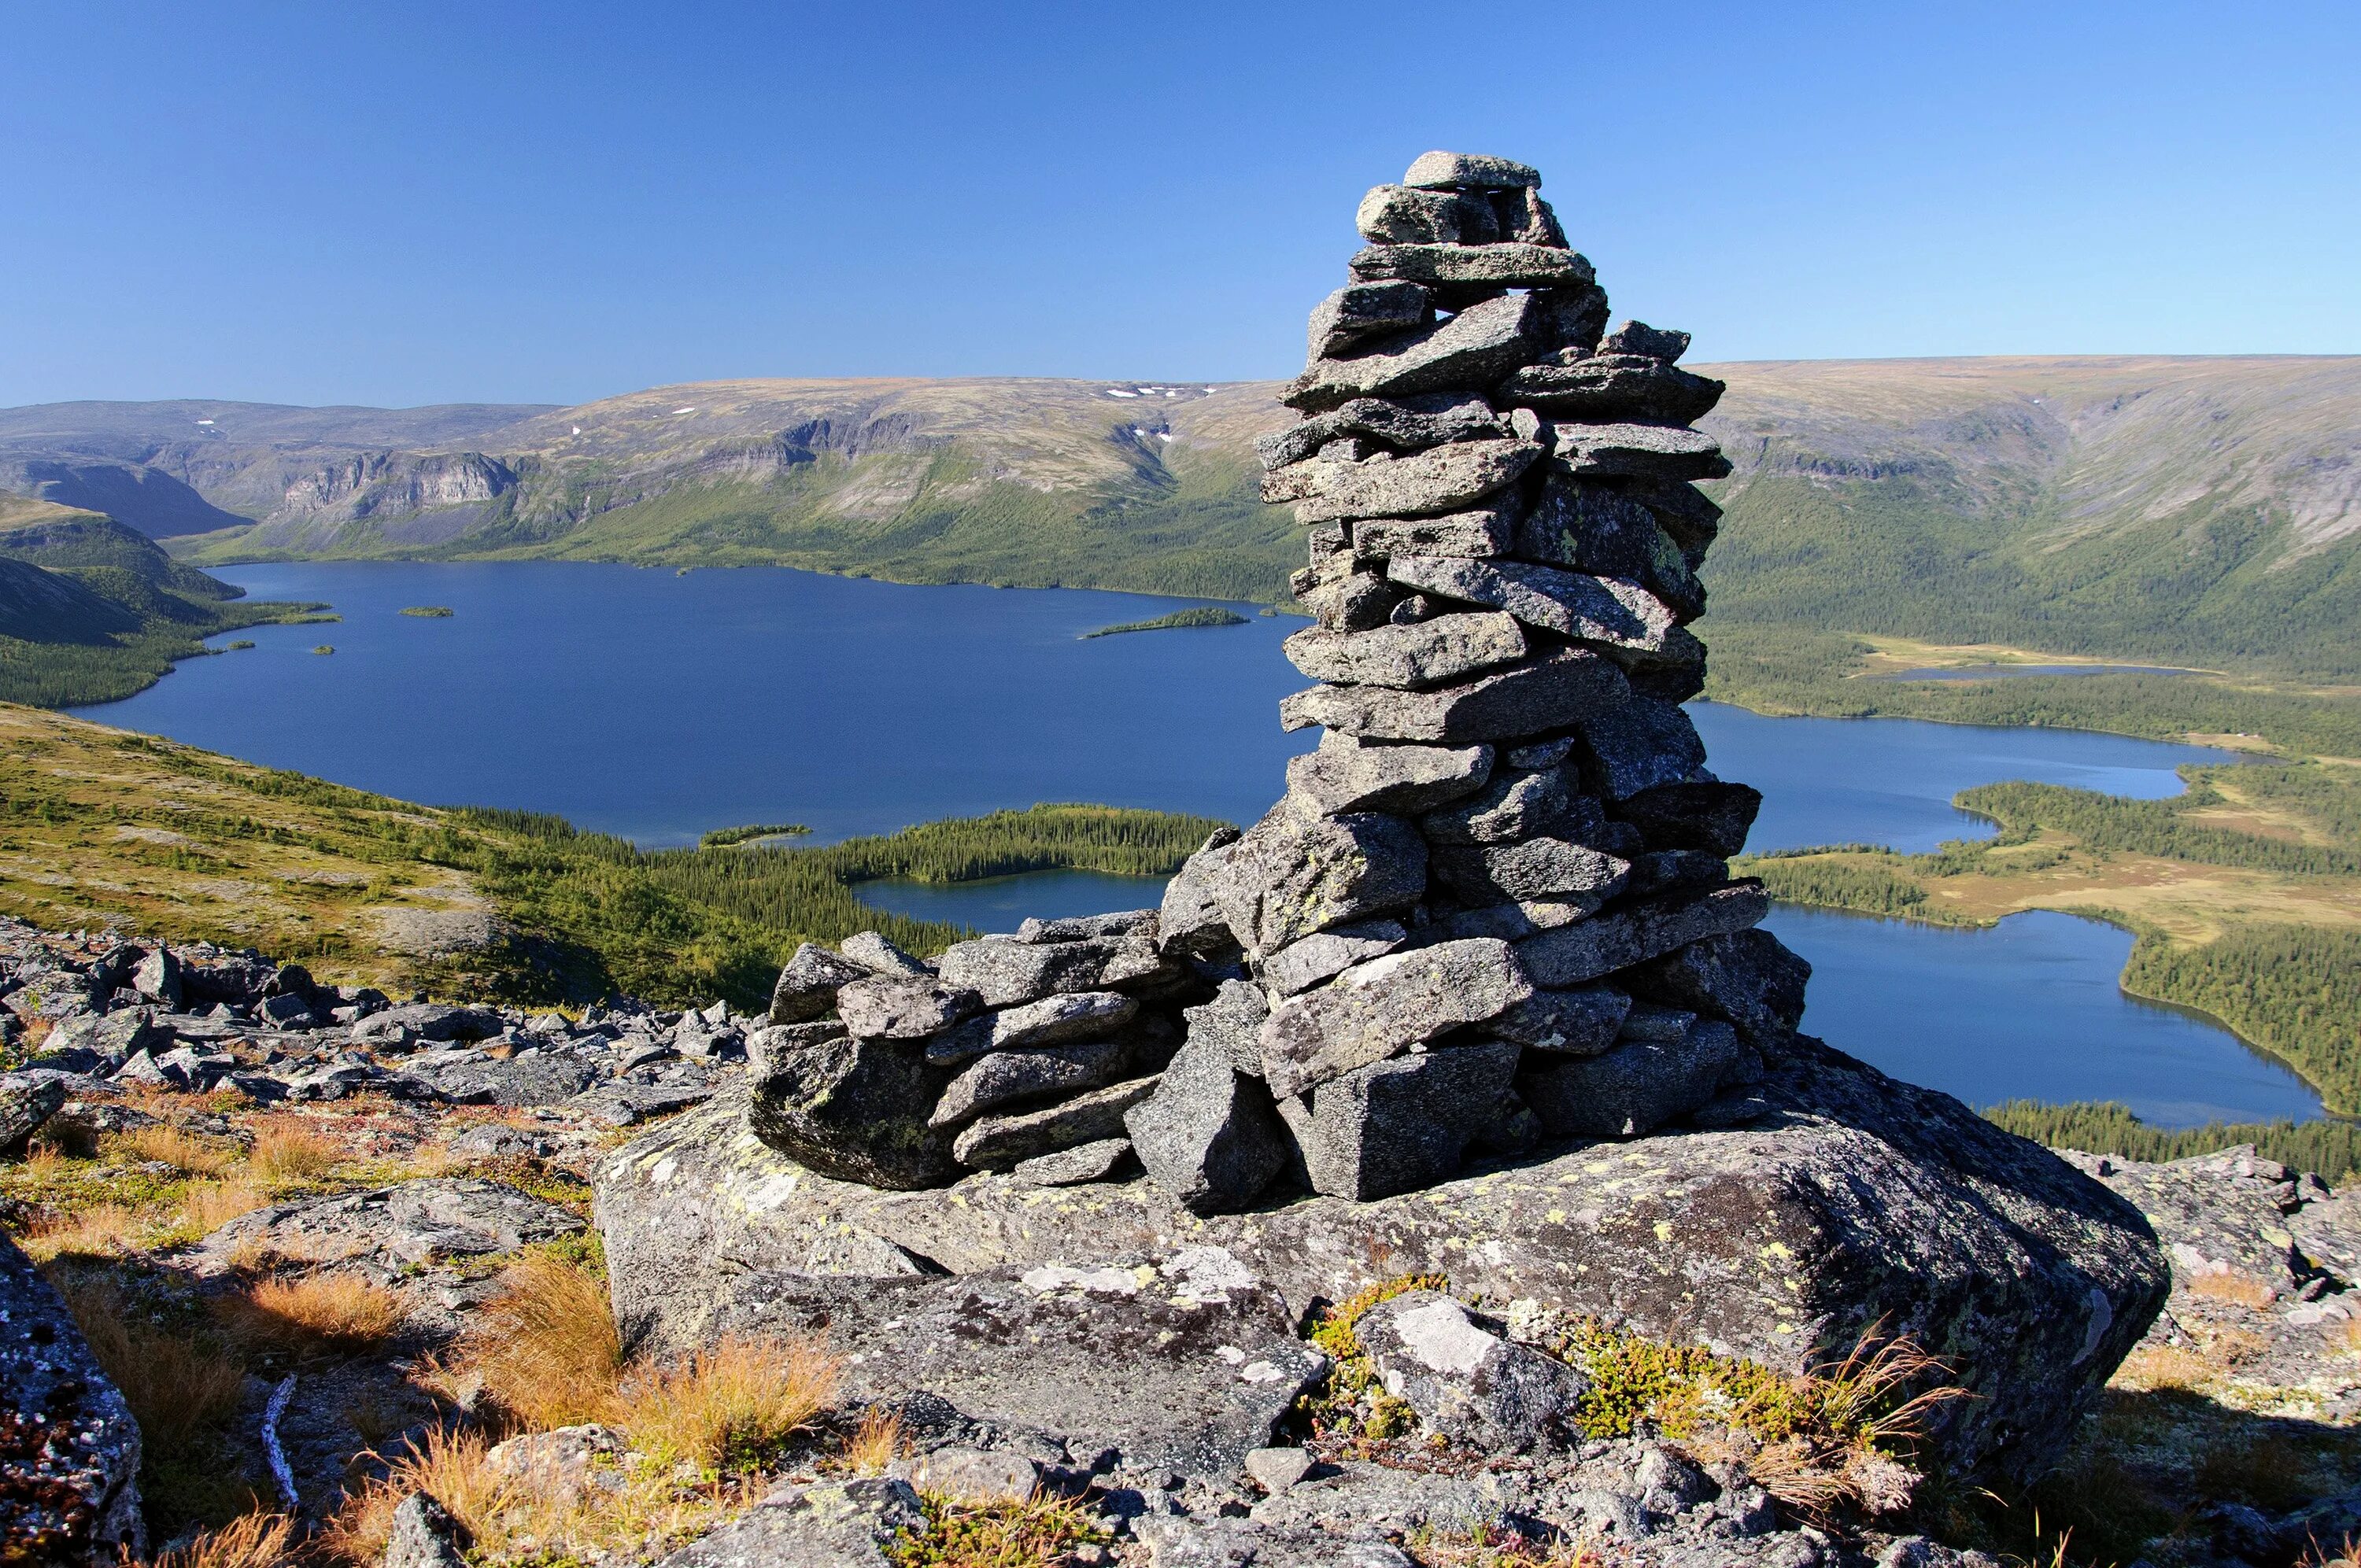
76;560;2306;1123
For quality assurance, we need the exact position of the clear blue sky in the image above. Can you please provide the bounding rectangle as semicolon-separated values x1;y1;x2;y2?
4;1;2355;408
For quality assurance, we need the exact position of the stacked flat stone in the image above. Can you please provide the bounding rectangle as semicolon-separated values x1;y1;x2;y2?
1140;150;1814;1208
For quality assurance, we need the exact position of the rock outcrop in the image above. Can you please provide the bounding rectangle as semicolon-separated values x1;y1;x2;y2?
1;1230;143;1565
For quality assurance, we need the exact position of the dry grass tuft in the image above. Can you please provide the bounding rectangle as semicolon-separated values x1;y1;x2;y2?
18;1138;77;1181
22;1203;144;1262
117;1124;236;1176
842;1409;908;1476
893;1489;1111;1568
624;1334;839;1473
1405;1518;1605;1566
50;1269;246;1448
182;1177;272;1236
2114;1341;2219;1391
2302;1534;2361;1567
246;1120;340;1182
2189;1270;2281;1309
150;1509;299;1568
219;1272;410;1355
459;1251;625;1429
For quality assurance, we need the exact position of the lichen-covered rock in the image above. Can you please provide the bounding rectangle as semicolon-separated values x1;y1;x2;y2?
1292;1040;1528;1200
1356;1289;1586;1452
1283;734;1494;817
1520;1018;1744;1139
1124;1030;1288;1215
650;1478;922;1568
1258;938;1532;1101
1;1230;143;1565
748;1035;956;1190
197;1177;583;1273
1280;649;1631;743
1282;613;1527;691
1;1069;67;1150
768;943;871;1024
1204;799;1427;956
596;1042;2167;1481
949;1074;1158;1169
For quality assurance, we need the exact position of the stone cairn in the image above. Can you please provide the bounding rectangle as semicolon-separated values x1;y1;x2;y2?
750;151;1812;1214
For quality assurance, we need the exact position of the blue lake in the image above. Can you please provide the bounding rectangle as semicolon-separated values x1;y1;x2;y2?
76;559;2316;1126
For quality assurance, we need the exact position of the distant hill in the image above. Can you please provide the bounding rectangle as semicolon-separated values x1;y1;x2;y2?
0;496;323;704
5;356;2358;675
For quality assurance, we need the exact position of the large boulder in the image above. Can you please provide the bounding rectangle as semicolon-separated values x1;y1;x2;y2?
1;1231;143;1565
593;1040;2167;1481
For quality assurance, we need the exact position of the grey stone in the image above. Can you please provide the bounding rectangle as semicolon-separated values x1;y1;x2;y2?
484;1423;626;1497
1009;1137;1135;1187
1158;828;1245;957
1284;734;1493;816
934;933;1171;1009
1285;292;1545;412
1430;837;1630;907
1182;979;1273;1072
925;990;1140;1064
255;992;317;1028
1258;938;1534;1101
1602;319;1693;360
745;1020;844;1073
928;1037;1131;1128
1624;474;1723;558
1257;396;1503;471
1296;569;1402;633
896;1445;1040;1507
1125;1030;1289;1215
1349;242;1592;291
1204;799;1426;956
1616;780;1764;858
1351;507;1517;559
200;1176;582;1267
839;931;930;978
0;1229;142;1564
564;1083;717;1129
1487;985;1631;1053
595;1045;2170;1485
1515;470;1700;607
1244;1445;1317;1494
1014;909;1156;943
1355;1289;1585;1452
130;947;183;1009
416;1053;597;1107
748;1035;958;1190
1418;766;1576;844
651;1478;922;1568
1620;1003;1698;1042
1386;555;1693;665
769;943;872;1024
1557;422;1731;481
1;1070;66;1150
382;1492;467;1568
1305;281;1433;361
1282;613;1525;691
951;1075;1161;1169
1136;1516;1414;1568
1259;923;1406;998
1403;150;1541;189
1507;186;1567;246
1517;882;1771;987
1280;650;1631;743
1280;439;1543;524
1498;356;1725;424
1434;898;1597;941
1297;1042;1526;1200
1628;931;1814;1053
1521;1019;1743;1140
1573;695;1709;800
835;976;984;1041
1354;183;1498;245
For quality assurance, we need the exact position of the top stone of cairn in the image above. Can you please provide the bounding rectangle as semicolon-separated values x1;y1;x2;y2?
1402;150;1541;190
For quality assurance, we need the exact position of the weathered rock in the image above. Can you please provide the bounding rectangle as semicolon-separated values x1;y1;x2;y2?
1009;1137;1133;1187
1014;909;1156;944
200;1177;582;1271
1435;898;1598;942
1428;837;1629;907
1204;800;1426;955
1572;695;1709;800
1628;930;1812;1053
892;1445;1040;1505
748;1035;958;1190
951;1075;1160;1169
924;990;1139;1064
1284;734;1493;816
1349;244;1591;290
834;976;983;1041
1487;985;1631;1054
1257;396;1502;471
1351;507;1517;559
650;1478;922;1568
1125;1030;1289;1215
1259;939;1533;1101
1386;555;1690;664
1136;1516;1414;1567
1356;1289;1586;1452
838;932;930;978
927;1038;1131;1128
934;934;1171;1009
355;1001;503;1042
1295;1041;1527;1200
1;1069;66;1150
1516;471;1705;617
1602;319;1692;360
1403;150;1541;189
382;1492;467;1568
1280;650;1631;743
1417;766;1576;844
1616;779;1764;857
1282;439;1543;524
1285;292;1544;412
1557;422;1731;481
0;1230;142;1565
484;1423;626;1499
1305;281;1433;361
1354;183;1498;245
1517;882;1771;987
703;1257;1326;1475
1158;828;1245;957
1181;979;1273;1072
130;946;183;1009
1498;356;1725;424
595;1049;2167;1480
1520;1017;1744;1140
1282;613;1525;691
769;943;872;1024
1259;922;1406;998
415;1053;597;1107
1297;568;1403;632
